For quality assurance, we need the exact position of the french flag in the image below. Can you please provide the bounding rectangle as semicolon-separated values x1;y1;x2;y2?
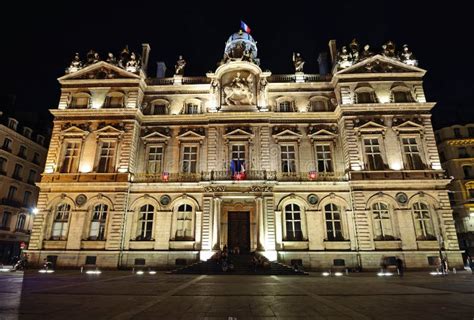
240;21;251;34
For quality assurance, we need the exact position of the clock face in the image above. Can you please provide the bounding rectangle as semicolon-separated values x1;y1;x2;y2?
396;192;408;204
307;194;319;205
160;195;171;206
75;194;87;206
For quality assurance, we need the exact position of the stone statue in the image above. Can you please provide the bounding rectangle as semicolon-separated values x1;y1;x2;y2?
399;44;418;66
223;72;254;105
242;49;252;62
175;55;186;75
337;46;352;69
382;41;397;59
126;52;140;72
360;44;374;60
66;53;82;73
349;39;359;63
86;50;100;65
211;79;219;94
119;46;130;69
293;52;305;72
106;52;117;66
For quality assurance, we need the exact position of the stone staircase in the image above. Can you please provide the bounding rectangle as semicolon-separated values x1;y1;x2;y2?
170;253;307;275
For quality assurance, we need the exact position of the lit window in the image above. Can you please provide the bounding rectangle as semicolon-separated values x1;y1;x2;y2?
364;138;385;170
137;204;154;241
372;202;394;240
325;203;343;241
181;146;198;173
412;202;435;240
97;141;117;173
104;94;124;108
60;141;81;173
70;95;89;108
147;146;164;174
281;145;296;173
51;204;70;240
176;204;193;240
16;214;26;231
315;144;333;173
285;203;302;241
89;204;107;240
402;138;424;170
310;99;328;112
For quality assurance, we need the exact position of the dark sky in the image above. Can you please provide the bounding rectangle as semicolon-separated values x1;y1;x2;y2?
0;1;472;128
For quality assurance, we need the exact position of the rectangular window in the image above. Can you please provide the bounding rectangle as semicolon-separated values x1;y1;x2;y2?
27;170;36;184
60;141;81;173
23;128;32;139
23;191;32;207
231;145;246;162
90;205;107;240
104;96;123;108
454;128;462;138
402;138;424;170
153;104;166;115
33;152;40;164
357;92;373;103
147;146;164;174
7;186;17;200
97;141;117;173
310;100;328;112
71;96;89;108
176;204;193;240
8;119;18;130
1;212;11;228
469;127;474;137
0;157;7;175
18;146;27;159
315;144;333;172
13;164;23;180
364;138;385;170
181;146;198;173
469;189;474;199
185;104;199;114
281;145;296;173
279;101;292;112
2;138;12;151
458;147;469;158
393;91;409;103
464;166;473;179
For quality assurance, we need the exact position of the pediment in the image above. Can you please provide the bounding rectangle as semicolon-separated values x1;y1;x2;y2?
141;131;171;143
177;130;206;142
308;129;338;141
95;125;124;137
60;126;89;138
354;121;387;135
223;128;254;141
272;129;302;142
392;120;424;134
58;61;141;82
336;55;426;76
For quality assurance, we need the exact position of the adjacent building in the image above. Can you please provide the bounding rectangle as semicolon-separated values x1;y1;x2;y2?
26;33;463;270
436;124;474;257
0;113;48;263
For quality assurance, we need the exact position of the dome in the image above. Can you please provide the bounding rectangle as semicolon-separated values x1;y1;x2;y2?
224;30;258;62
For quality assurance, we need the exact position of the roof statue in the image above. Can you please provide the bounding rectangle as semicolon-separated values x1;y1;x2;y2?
399;44;418;66
106;52;117;66
337;46;352;69
66;53;83;74
360;44;374;61
292;52;305;73
349;39;359;64
119;46;130;69
382;41;397;59
86;50;100;66
126;52;141;73
175;55;186;75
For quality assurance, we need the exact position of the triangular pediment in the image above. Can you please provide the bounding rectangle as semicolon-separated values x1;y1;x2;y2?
336;55;426;76
223;129;254;140
355;121;387;135
393;120;424;134
141;131;171;143
272;129;302;142
95;125;124;137
58;61;141;81
60;125;89;138
177;130;205;141
308;129;338;141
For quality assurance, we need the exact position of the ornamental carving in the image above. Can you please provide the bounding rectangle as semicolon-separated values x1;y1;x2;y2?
204;186;226;193
221;70;256;106
249;185;273;192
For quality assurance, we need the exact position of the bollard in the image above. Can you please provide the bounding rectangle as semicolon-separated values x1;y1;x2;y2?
345;268;349;275
80;266;83;273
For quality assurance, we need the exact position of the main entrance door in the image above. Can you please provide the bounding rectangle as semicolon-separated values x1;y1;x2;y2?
227;211;250;253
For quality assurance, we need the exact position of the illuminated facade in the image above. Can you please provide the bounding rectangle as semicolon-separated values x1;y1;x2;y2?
27;33;463;270
436;124;474;256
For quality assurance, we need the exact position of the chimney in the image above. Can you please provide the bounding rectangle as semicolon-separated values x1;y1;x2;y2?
317;52;329;76
156;62;167;78
141;43;151;75
328;40;337;66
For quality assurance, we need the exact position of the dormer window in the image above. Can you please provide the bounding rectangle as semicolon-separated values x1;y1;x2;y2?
36;135;45;146
70;93;90;109
152;104;166;115
309;97;330;112
23;127;32;139
279;101;294;112
356;91;374;103
7;118;18;131
104;92;125;108
391;85;413;103
185;103;199;114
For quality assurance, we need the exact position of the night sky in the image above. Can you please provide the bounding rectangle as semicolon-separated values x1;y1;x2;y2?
0;1;472;129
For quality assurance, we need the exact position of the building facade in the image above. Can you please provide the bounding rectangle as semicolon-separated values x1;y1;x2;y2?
436;124;474;257
27;33;463;270
0;114;48;263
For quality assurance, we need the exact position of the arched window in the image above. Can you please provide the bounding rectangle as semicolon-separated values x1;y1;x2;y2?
103;92;125;108
354;86;376;104
176;204;193;240
412;202;435;240
70;93;90;109
144;99;169;115
284;203;302;240
137;204;154;241
391;86;413;103
372;202;394;240
279;101;294;112
51;203;70;240
325;203;343;241
89;204;108;240
309;97;329;112
16;214;26;231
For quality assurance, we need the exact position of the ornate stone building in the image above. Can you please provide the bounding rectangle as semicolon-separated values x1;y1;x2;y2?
435;124;474;257
27;32;463;270
0;113;48;263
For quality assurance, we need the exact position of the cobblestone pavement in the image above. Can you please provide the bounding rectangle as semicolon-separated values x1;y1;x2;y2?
1;270;473;319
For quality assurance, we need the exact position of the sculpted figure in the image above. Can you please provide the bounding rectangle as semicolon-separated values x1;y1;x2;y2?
337;46;352;69
223;72;254;105
119;46;130;69
242;49;252;62
293;52;305;72
126;52;140;72
360;44;374;60
382;41;397;59
86;50;100;65
349;38;359;63
66;53;82;73
106;52;117;66
399;44;418;66
175;55;186;75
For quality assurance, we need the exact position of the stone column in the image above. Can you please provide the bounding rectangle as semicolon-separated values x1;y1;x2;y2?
212;197;221;250
256;197;265;250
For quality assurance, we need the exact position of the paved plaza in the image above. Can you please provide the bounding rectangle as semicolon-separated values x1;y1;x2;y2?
1;270;474;319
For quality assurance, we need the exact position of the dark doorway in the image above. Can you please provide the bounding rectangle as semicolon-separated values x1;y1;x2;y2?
228;211;250;253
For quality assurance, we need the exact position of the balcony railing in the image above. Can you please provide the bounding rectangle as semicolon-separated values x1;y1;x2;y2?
277;172;340;181
1;198;22;207
350;170;446;181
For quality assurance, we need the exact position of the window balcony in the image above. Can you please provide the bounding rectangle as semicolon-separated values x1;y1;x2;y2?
1;198;22;207
1;146;12;152
350;169;445;181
